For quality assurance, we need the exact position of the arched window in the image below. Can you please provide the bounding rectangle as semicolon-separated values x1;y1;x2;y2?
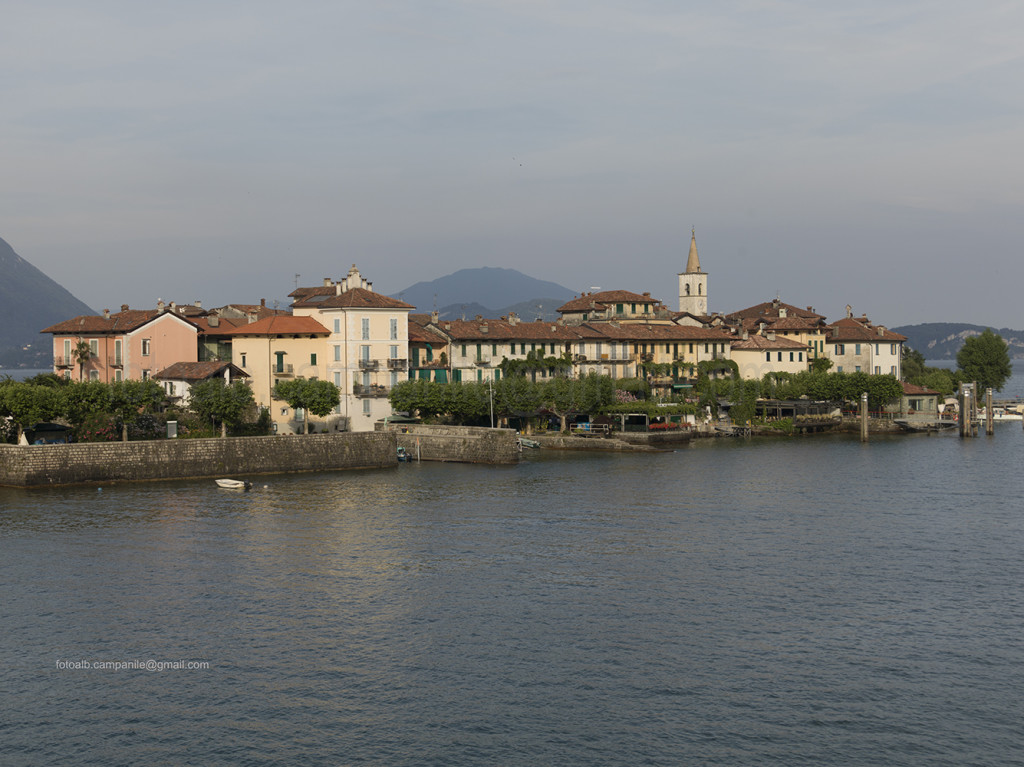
685;285;691;295
698;284;702;295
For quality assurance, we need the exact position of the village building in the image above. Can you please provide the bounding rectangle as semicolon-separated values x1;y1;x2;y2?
154;360;249;408
289;265;414;432
826;307;906;378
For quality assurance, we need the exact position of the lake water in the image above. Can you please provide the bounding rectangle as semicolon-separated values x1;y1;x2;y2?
3;421;1024;765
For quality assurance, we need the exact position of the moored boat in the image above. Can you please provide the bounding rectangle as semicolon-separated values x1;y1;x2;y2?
215;479;252;490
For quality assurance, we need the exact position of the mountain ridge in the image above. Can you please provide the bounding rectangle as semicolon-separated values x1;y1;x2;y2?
892;322;1024;359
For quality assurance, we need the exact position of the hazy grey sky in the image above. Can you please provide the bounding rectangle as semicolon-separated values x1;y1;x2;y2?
4;1;1023;327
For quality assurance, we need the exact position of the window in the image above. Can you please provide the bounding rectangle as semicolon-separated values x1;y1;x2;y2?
275;351;285;373
891;366;897;375
334;319;341;333
362;372;370;387
390;345;398;359
334;345;341;362
89;370;99;381
362;318;370;340
390;318;398;340
363;399;371;414
704;343;709;353
165;382;175;395
799;352;803;361
142;369;150;380
777;352;782;362
114;370;122;382
766;352;771;362
492;344;497;356
89;339;98;356
874;344;879;355
837;366;844;373
855;365;861;372
360;345;370;362
334;372;342;387
114;339;122;364
461;344;467;357
789;352;794;362
390;371;398;387
631;303;636;312
295;408;305;422
142;339;151;356
855;343;861;355
63;339;71;360
874;366;880;374
689;343;693;354
310;353;317;366
241;353;247;368
616;304;624;314
835;344;845;355
891;344;897;354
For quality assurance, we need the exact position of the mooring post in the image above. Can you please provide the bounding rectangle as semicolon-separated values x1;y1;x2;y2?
860;392;869;442
986;388;994;436
958;384;967;438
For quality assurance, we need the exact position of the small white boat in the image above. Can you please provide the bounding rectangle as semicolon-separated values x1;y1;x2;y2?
215;478;252;490
977;407;1022;422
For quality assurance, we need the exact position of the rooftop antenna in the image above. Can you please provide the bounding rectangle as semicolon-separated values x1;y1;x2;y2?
294;273;300;291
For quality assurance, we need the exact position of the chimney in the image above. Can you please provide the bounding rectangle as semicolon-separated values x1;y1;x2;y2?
768;331;776;342
877;326;885;336
741;329;748;340
121;304;129;312
444;322;452;331
209;316;220;327
194;300;202;309
430;310;439;324
157;299;165;312
261;298;266;308
169;301;177;311
807;306;814;313
779;307;787;318
103;309;110;319
475;314;483;321
323;278;332;287
846;304;853;318
480;322;488;333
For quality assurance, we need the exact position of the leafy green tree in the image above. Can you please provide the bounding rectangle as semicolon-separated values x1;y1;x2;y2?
62;381;113;428
809;357;833;374
274;378;341;433
109;379;165;441
190;379;257;436
0;383;64;443
956;329;1012;392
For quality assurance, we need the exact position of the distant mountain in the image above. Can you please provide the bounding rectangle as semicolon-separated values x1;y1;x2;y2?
0;236;96;368
893;323;1024;359
394;267;577;317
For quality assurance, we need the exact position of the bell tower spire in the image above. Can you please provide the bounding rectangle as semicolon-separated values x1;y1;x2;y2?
678;227;708;315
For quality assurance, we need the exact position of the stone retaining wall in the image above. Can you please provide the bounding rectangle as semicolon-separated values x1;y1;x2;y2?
380;424;520;464
0;432;395;487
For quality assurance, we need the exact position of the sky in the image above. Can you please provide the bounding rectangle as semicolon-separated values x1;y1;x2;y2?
3;1;1024;327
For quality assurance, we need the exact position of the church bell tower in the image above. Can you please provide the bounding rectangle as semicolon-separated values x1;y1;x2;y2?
678;228;708;315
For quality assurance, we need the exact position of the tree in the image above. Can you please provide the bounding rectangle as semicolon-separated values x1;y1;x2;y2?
190;379;256;436
0;382;64;443
274;378;341;433
809;357;833;374
73;339;92;382
109;379;165;441
956;329;1012;392
62;381;113;428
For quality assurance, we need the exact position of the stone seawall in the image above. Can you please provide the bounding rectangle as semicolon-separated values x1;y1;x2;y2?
0;433;396;487
380;424;520;464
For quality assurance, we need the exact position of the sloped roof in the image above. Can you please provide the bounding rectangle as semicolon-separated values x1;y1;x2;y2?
557;290;663;313
828;316;907;342
726;300;825;321
41;309;198;335
220;315;330;336
730;334;809;351
435;319;581;342
292;286;414;310
155;361;249;381
901;382;939;396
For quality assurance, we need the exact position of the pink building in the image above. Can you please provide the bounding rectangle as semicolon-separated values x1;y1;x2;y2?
42;304;200;382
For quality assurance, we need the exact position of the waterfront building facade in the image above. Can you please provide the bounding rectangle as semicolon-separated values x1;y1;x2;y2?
825;308;905;378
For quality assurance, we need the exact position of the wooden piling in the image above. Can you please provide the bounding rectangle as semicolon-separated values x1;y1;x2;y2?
860;392;869;442
986;388;994;436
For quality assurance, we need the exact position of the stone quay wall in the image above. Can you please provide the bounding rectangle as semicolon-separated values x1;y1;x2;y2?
380;424;520;464
0;432;396;487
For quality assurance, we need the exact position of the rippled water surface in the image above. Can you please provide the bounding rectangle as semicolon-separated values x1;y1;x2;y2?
3;429;1024;765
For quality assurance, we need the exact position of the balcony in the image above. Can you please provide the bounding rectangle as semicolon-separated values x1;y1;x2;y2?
473;357;490;366
108;356;123;368
273;364;294;377
573;354;588;362
54;356;73;368
386;358;407;370
353;383;389;398
358;359;380;370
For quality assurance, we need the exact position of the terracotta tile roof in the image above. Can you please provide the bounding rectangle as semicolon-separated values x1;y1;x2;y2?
435;319;581;342
409;324;448;344
901;382;939;396
557;290;664;313
191;317;248;334
41;309;197;334
726;301;825;321
293;287;414;310
730;334;809;351
828;316;907;342
155;361;249;381
220;315;330;336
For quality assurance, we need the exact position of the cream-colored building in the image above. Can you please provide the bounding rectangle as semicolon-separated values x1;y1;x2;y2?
730;331;810;380
826;309;905;378
290;265;414;432
223;315;331;433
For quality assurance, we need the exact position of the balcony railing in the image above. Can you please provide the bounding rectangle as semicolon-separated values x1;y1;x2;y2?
54;357;73;368
108;356;123;368
387;358;407;370
358;359;380;370
473;357;490;366
273;364;294;377
353;383;389;398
